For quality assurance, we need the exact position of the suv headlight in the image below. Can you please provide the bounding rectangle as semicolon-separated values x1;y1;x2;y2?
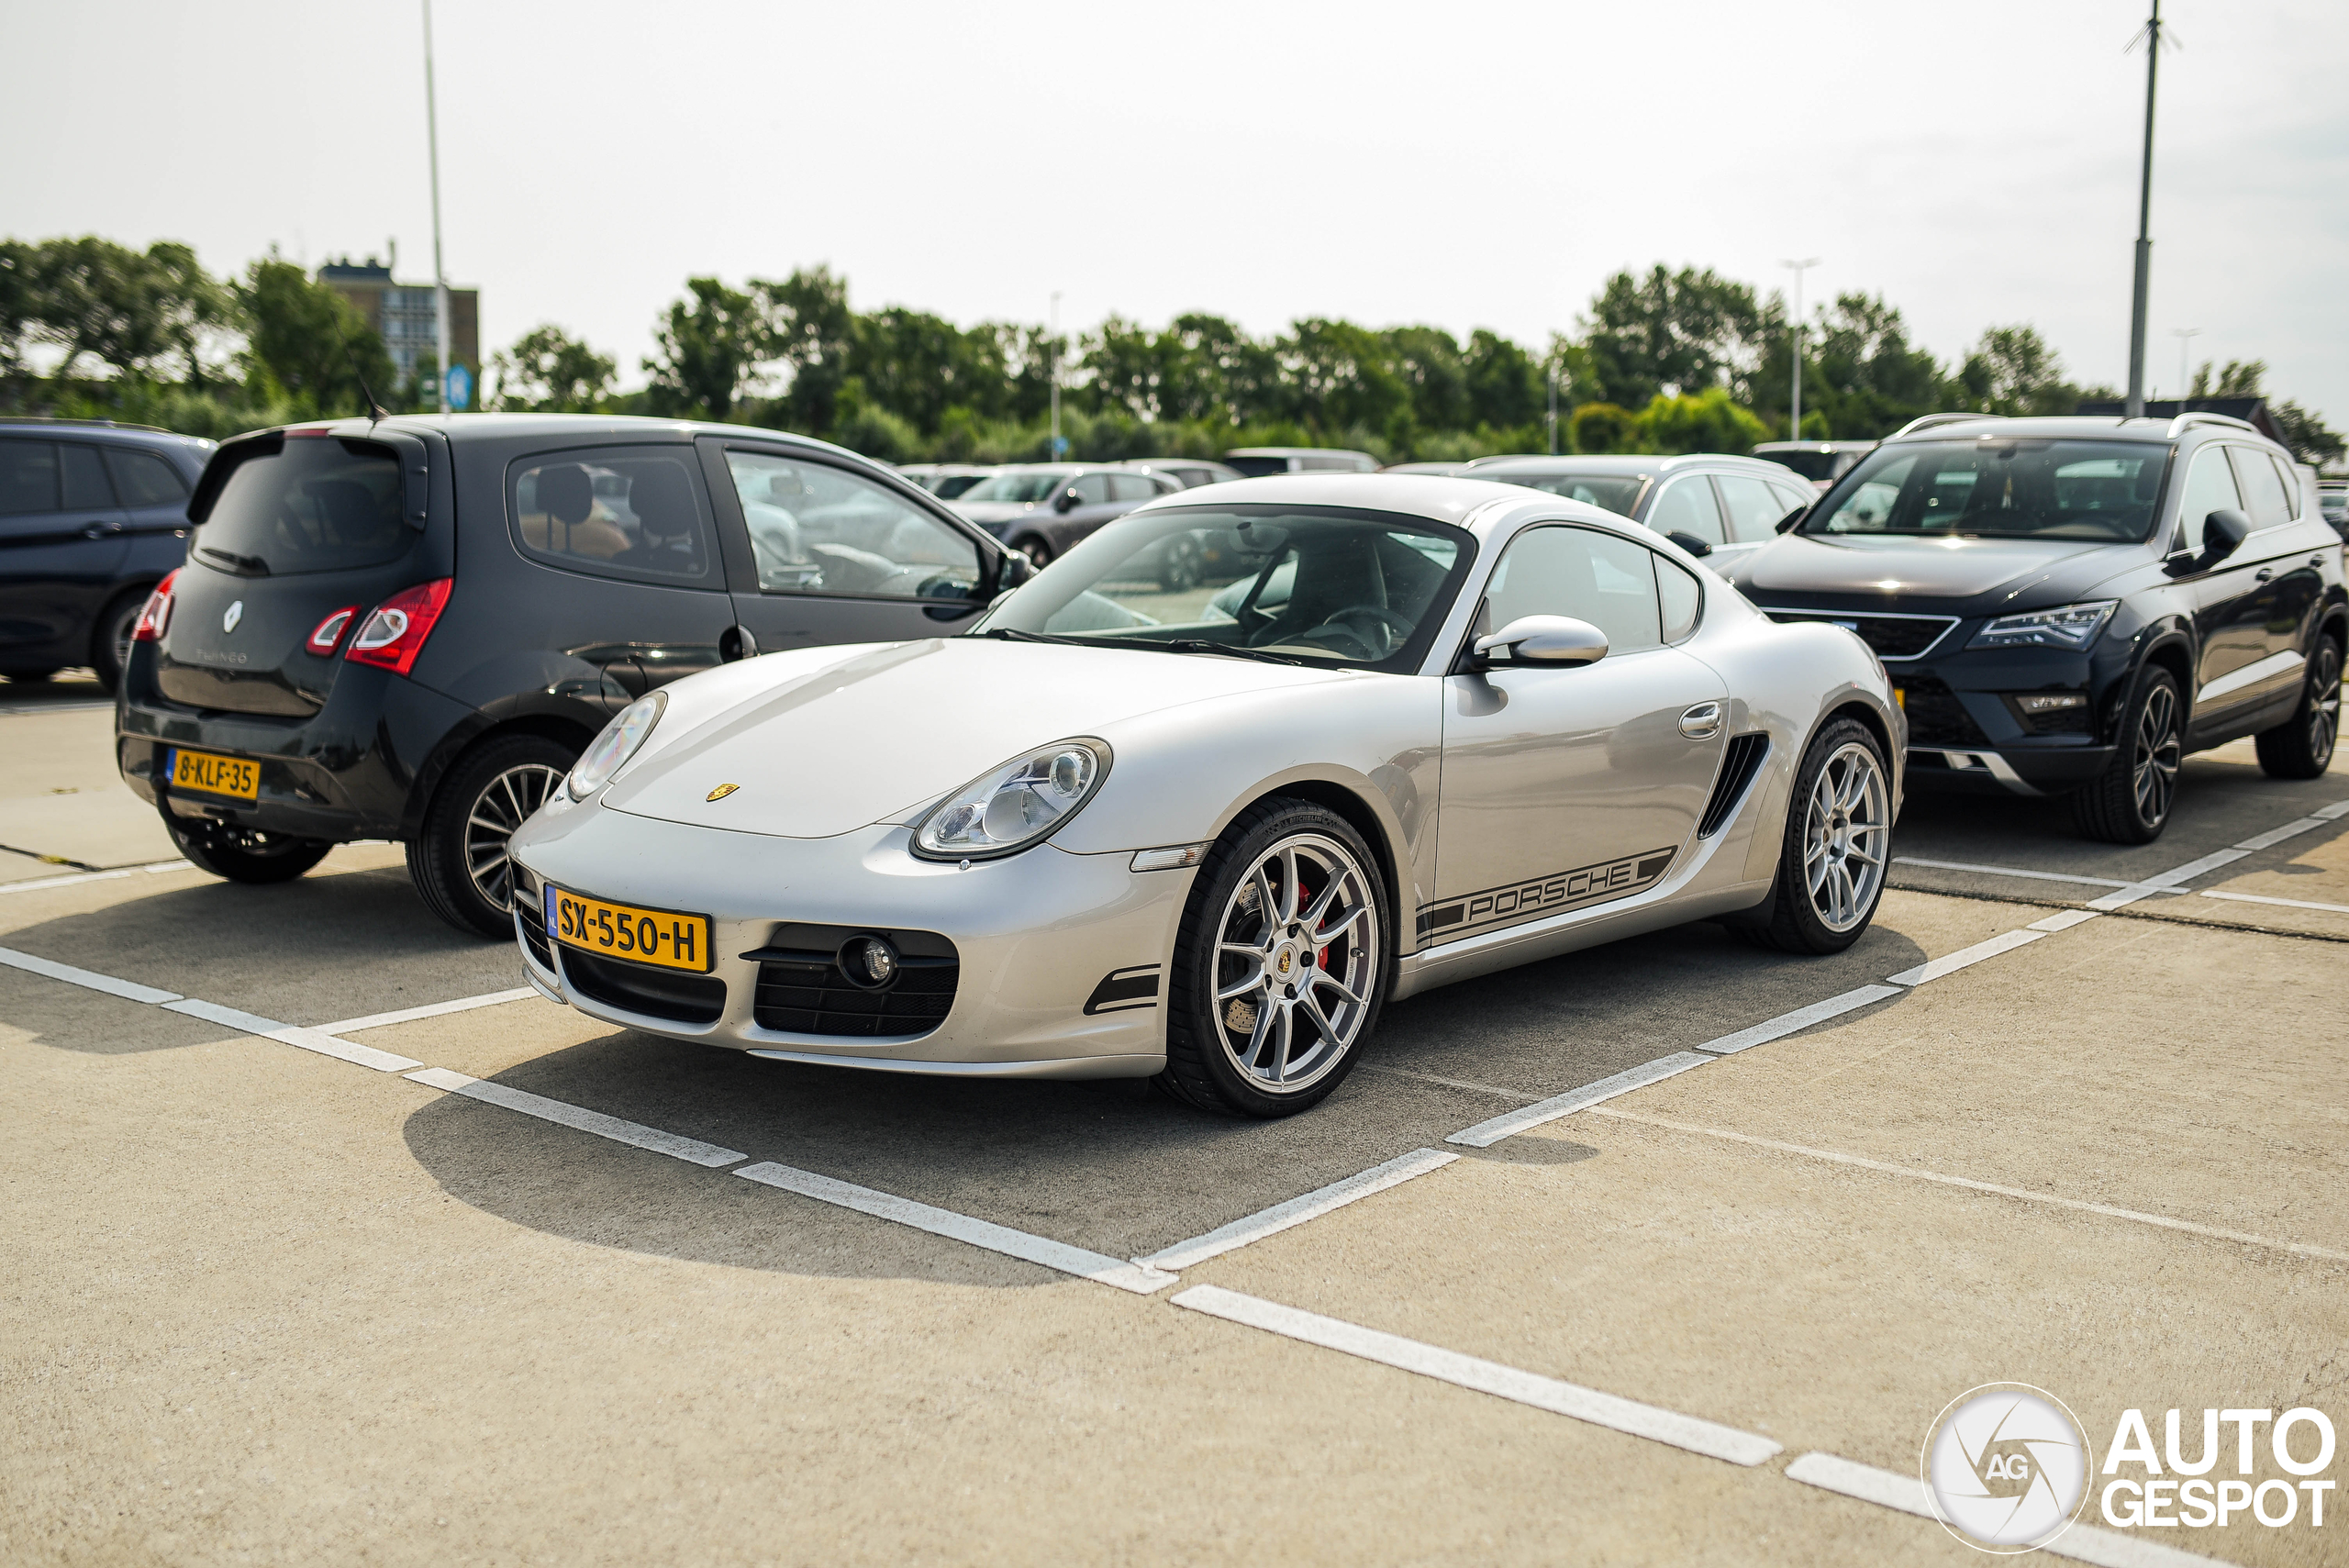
567;691;666;798
912;739;1109;861
1966;601;2116;651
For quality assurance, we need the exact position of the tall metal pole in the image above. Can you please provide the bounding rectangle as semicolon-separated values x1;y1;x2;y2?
423;0;451;415
2171;327;2200;404
1546;364;1558;454
1049;291;1062;460
1780;258;1820;439
2124;0;2162;419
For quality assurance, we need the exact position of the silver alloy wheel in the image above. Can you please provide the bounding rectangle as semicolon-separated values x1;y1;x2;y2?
2132;680;2182;826
2307;642;2341;765
465;762;562;913
1803;740;1889;932
1212;832;1379;1094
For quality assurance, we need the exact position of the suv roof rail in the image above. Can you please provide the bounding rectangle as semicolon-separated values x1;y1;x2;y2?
2166;411;2260;439
1889;412;1996;439
0;414;173;434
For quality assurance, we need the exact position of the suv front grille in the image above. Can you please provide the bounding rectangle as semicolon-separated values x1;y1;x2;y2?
749;923;959;1039
1763;609;1957;661
1898;675;1990;747
561;948;727;1025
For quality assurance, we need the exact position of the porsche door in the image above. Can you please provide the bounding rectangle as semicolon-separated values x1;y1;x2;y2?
1427;524;1726;946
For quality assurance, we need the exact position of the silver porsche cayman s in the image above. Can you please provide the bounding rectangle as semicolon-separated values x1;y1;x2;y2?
507;474;1904;1118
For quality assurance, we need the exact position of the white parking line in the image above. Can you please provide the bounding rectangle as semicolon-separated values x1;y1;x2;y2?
1785;1451;2224;1567
1883;928;2046;986
319;987;540;1035
1447;1051;1714;1148
1590;1107;2349;1264
735;1161;1180;1295
1358;1064;1540;1101
1140;1148;1459;1271
1172;1284;1780;1466
2028;909;2104;932
0;945;181;1004
1893;856;2143;890
405;1067;745;1166
1694;984;1905;1057
2199;888;2349;916
0;859;195;896
164;998;422;1073
2086;803;2349;912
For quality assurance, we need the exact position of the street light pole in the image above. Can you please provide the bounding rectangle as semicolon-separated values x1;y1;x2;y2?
1546;364;1558;455
1049;291;1062;461
2124;0;2164;419
2171;327;2201;405
1780;258;1820;440
422;0;450;415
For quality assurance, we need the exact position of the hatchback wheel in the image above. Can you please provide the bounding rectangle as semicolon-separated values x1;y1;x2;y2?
1159;800;1387;1118
2073;667;2181;844
2254;636;2341;780
91;588;148;695
1732;717;1890;954
168;819;333;884
410;734;579;938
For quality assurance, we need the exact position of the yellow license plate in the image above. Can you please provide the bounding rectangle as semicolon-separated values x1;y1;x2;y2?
167;746;261;803
547;886;712;973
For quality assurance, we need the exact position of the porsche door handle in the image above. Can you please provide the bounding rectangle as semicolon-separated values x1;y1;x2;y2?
1679;702;1723;740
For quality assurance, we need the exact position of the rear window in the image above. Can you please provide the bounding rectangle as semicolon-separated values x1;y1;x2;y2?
195;438;412;576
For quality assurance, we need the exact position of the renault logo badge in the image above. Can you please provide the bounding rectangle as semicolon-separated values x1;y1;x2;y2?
223;600;244;633
706;783;739;802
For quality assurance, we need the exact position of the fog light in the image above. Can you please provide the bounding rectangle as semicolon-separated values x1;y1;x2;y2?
841;935;899;989
2013;692;2087;714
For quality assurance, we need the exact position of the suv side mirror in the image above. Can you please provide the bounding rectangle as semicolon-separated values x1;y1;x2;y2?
1053;488;1082;514
997;550;1036;589
2200;507;2250;567
1776;506;1809;534
1474;615;1609;667
1664;529;1713;559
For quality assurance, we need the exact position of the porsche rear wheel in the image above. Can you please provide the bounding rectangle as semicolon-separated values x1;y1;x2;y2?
1159;800;1387;1118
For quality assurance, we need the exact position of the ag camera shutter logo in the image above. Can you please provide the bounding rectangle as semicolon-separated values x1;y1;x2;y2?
1923;1384;2092;1552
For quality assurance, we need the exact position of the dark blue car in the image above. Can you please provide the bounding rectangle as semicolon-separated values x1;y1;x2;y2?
0;418;214;690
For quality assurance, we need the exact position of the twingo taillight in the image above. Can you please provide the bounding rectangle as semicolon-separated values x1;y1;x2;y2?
306;606;359;656
346;578;453;676
130;569;179;642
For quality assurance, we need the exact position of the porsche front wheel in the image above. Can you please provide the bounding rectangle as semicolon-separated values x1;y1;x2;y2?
1732;717;1890;954
1160;801;1388;1118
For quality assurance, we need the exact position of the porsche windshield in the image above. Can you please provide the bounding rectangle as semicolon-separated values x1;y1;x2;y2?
974;505;1474;671
1807;439;2169;541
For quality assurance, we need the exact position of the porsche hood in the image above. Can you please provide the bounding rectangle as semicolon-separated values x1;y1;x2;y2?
599;637;1350;840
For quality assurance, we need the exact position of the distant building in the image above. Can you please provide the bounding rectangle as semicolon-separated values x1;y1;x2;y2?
317;254;480;408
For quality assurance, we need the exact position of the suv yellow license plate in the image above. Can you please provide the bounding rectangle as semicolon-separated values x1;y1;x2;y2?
166;747;261;803
546;886;712;973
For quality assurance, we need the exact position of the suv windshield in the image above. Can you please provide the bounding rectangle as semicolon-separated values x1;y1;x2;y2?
195;437;412;575
1810;439;2168;542
958;469;1075;504
1481;471;1646;516
975;505;1473;671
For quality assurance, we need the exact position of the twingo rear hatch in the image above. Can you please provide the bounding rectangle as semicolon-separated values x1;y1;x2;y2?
159;426;449;716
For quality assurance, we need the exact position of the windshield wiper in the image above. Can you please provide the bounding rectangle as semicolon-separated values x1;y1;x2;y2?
1163;639;1303;666
976;626;1095;648
197;547;271;576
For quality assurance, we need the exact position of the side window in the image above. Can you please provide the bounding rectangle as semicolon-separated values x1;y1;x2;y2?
1072;473;1112;506
61;444;117;509
2272;456;2303;519
510;447;718;586
0;440;60;515
723;450;980;601
2174;447;2242;552
2227;447;2292;531
1657;555;1702;642
1483;526;1663;655
1645;476;1725;545
104;448;190;507
1768;480;1814;521
1107;473;1157;503
1714;475;1787;543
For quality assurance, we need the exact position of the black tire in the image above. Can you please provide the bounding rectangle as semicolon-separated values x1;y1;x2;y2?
1731;717;1892;955
409;733;579;939
90;588;148;695
1156;799;1389;1118
168;818;333;884
1157;535;1203;592
2254;635;2342;781
2072;666;2182;844
4;669;61;684
1012;534;1053;570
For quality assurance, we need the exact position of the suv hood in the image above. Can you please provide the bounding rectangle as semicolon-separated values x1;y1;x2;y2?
600;637;1353;839
1727;532;2136;612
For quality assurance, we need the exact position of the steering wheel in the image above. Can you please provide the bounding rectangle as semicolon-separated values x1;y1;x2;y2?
1305;603;1414;657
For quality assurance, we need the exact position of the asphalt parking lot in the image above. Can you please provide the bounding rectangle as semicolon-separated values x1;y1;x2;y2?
4;676;2344;1567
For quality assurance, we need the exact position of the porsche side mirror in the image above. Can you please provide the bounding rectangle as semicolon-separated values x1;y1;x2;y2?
1053;488;1081;513
2200;507;2250;567
1474;615;1609;667
1776;506;1809;534
1664;529;1713;559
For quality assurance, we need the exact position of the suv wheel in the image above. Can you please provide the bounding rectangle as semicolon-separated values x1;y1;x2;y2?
167;819;333;884
410;734;579;938
2073;666;2181;843
2254;635;2341;780
1731;717;1890;954
1011;535;1053;570
91;588;148;695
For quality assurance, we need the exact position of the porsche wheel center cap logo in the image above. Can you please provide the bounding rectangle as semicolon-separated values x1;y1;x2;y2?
1275;947;1295;977
222;600;244;633
706;783;739;802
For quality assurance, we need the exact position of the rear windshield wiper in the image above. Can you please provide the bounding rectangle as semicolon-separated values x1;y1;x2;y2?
197;547;271;576
1163;639;1303;666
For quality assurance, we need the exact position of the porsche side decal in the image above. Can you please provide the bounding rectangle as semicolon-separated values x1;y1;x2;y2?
1418;848;1677;940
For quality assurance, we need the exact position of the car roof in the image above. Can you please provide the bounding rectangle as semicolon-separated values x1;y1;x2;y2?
1130;471;1640;535
0;417;216;453
285;411;874;462
1879;414;2252;448
1467;452;1792;477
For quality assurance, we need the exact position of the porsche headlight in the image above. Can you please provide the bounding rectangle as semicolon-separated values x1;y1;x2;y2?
913;739;1109;861
1966;600;2116;651
567;691;666;798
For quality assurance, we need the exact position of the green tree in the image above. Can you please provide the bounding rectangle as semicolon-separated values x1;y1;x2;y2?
1280;317;1408;437
1635;388;1770;455
1569;402;1637;453
1957;325;2076;416
1804;293;1946;438
644;276;774;422
238;255;395;417
759;265;854;434
1580;265;1764;410
2188;359;2266;398
2269;402;2345;469
1463;328;1544;431
489;325;615;412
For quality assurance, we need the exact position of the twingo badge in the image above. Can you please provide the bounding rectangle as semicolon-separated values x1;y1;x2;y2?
706;783;740;802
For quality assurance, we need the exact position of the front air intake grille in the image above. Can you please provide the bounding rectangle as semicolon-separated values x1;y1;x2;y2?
749;923;959;1039
1898;675;1990;746
1763;609;1957;661
561;949;727;1024
1698;734;1770;838
518;906;554;972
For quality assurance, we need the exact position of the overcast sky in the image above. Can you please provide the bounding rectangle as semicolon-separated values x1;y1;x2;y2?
7;0;2343;419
